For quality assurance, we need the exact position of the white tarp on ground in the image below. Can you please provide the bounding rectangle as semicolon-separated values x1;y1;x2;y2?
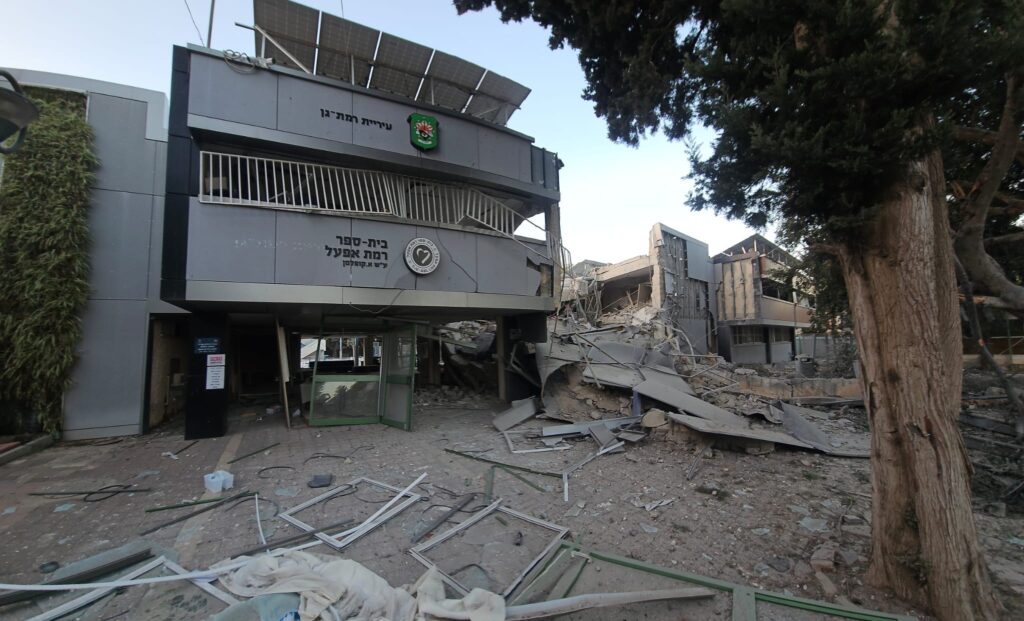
216;551;504;621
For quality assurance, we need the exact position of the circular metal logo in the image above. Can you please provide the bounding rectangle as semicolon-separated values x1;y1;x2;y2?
404;237;440;275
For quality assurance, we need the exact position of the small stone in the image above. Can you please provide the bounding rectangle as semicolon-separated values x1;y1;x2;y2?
589;411;603;420
751;527;772;536
793;560;814;578
39;561;59;574
788;505;810;516
628;529;638;537
734;368;757;376
815;571;839;599
799;517;829;533
767;556;791;572
838;549;860;566
841;524;871;538
810;545;836;572
754;562;771;575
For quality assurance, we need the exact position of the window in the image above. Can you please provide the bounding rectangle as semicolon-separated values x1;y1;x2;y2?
769;327;792;343
732;326;764;344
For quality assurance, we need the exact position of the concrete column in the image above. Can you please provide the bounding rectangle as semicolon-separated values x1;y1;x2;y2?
496;316;508;401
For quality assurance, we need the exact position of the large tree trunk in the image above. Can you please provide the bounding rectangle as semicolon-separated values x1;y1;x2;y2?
837;150;1000;620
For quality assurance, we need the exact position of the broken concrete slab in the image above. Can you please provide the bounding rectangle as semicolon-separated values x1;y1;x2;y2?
636;380;749;427
777;401;869;458
640;365;696;396
589;424;618;449
667;412;814;450
493;397;540;432
580;364;645;388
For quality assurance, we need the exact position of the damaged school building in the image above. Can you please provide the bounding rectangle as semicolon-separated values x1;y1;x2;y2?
4;0;563;440
6;2;1024;619
563;226;817;365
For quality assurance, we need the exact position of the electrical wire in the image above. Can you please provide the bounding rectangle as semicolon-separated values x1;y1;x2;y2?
223;50;257;74
181;0;206;46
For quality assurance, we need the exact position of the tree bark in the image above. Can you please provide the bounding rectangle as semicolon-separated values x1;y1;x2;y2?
837;149;1000;620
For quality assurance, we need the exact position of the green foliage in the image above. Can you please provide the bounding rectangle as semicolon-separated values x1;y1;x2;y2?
0;87;96;433
456;0;1024;244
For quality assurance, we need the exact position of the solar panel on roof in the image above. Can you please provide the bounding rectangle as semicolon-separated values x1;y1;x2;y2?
375;33;432;75
252;0;319;72
251;0;531;125
417;51;483;111
316;14;379;85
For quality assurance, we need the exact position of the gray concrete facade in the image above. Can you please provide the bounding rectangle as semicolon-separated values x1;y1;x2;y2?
3;68;180;440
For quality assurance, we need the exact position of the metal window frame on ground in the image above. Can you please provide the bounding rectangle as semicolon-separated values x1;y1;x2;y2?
518;541;918;621
27;556;238;621
502;429;571;454
278;477;422;551
408;499;569;597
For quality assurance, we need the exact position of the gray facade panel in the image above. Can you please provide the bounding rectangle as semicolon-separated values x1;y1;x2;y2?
351;94;420;158
349;218;417;290
147;196;188;314
686;242;711;283
415;226;477;293
152;141;167;197
770;342;793;363
88;190;153;300
275;211;352;287
189;54;278;129
63;299;148;436
731;343;767;364
278;78;355;143
187;201;277;283
424;113;479;170
476;236;528;295
479;129;527;182
88;93;158;195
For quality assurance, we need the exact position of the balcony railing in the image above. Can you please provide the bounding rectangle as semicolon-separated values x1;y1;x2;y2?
199;151;527;237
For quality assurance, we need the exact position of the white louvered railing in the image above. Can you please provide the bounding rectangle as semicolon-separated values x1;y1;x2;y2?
199;151;525;237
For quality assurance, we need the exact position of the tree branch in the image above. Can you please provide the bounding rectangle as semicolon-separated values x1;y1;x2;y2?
953;71;1024;313
954;126;1024;166
985;231;1024;246
954;257;1024;439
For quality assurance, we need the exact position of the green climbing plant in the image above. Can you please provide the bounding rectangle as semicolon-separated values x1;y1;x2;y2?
0;87;96;433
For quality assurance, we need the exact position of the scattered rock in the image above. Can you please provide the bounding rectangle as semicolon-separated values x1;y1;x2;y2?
641;408;668;428
38;561;59;573
734;368;757;376
838;549;860;566
815;571;839;599
985;386;1007;397
788;504;810;516
810;545;836;572
799;517;829;533
589;411;603;420
564;502;586;518
766;556;791;572
751;527;772;536
793;560;814;578
754;562;772;575
841;524;871;538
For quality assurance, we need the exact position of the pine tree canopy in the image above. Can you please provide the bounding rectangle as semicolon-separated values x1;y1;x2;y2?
456;0;1024;245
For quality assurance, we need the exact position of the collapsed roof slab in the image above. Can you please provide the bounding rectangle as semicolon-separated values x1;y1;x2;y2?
595;255;651;283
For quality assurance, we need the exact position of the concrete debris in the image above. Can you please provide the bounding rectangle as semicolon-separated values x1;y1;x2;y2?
492;397;541;432
810;544;836;572
799;517;830;533
641;408;668;428
814;570;840;599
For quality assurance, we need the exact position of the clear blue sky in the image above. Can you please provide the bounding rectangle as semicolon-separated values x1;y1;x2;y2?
4;0;762;263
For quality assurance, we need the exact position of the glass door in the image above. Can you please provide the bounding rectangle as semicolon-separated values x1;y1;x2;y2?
380;325;416;430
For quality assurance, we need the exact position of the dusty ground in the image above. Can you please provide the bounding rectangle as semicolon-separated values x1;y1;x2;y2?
0;395;1022;620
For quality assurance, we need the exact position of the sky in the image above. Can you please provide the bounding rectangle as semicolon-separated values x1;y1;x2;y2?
4;0;762;264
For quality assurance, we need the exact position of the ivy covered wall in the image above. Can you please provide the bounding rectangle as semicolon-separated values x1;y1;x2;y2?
0;87;97;433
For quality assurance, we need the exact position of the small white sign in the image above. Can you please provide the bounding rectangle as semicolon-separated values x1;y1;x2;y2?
206;366;226;390
207;354;226;367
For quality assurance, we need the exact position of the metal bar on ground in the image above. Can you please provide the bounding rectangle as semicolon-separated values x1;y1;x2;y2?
410;493;476;544
0;549;153;607
139;491;252;536
226;442;280;464
26;556;167;621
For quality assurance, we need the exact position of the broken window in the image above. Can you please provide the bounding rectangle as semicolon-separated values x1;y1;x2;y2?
732;326;764;344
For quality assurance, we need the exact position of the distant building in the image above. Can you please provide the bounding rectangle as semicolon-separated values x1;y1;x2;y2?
712;234;813;364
